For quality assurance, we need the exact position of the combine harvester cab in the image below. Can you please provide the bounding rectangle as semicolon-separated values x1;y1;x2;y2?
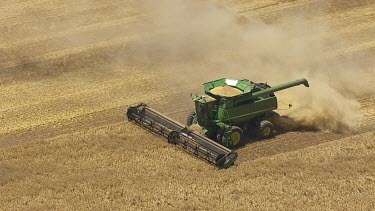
126;104;238;168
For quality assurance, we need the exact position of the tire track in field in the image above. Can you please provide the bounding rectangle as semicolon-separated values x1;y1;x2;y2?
0;14;144;64
0;0;140;42
0;0;50;20
0;0;32;8
0;32;145;84
0;0;136;24
0;14;143;50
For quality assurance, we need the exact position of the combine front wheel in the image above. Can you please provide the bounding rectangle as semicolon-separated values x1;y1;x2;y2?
228;126;244;148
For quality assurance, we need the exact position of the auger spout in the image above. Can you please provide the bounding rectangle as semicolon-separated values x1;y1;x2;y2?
250;78;309;99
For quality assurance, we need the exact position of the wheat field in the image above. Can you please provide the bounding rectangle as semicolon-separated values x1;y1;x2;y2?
0;0;374;210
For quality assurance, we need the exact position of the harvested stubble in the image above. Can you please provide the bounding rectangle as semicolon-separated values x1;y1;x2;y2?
0;0;375;210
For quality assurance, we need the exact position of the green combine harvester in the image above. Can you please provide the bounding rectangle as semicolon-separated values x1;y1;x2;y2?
127;78;309;168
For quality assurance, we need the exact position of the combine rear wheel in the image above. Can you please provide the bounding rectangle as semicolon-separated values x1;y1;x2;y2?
187;111;197;126
257;120;274;139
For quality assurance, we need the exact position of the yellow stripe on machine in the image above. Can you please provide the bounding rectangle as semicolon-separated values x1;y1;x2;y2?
225;107;276;120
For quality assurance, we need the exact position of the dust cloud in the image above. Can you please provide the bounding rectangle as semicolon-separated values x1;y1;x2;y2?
132;0;367;132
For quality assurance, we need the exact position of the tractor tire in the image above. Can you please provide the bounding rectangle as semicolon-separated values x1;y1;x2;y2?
186;111;197;126
227;126;244;148
216;126;225;143
257;120;274;139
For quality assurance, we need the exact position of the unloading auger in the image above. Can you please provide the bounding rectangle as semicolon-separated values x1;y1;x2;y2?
126;104;238;168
